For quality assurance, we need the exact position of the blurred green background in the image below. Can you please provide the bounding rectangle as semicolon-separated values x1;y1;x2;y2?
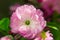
0;0;28;19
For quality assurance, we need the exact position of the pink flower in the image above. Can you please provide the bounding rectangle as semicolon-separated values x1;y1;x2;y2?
0;35;13;40
52;0;60;13
34;31;53;40
45;31;53;40
10;5;46;39
40;0;60;13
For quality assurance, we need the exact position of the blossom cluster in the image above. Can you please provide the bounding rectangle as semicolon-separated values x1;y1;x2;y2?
1;0;59;40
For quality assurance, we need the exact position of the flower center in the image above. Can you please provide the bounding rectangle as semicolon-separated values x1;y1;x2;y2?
25;20;30;25
40;31;47;40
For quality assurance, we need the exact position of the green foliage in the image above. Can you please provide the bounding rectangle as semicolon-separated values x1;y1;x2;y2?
20;37;27;40
52;11;60;22
0;18;10;35
47;22;58;30
6;35;14;40
47;11;60;40
47;22;60;40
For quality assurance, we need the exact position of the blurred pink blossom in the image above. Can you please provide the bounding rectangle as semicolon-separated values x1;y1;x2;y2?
10;3;20;12
37;0;60;13
0;35;12;40
34;31;53;40
10;5;46;39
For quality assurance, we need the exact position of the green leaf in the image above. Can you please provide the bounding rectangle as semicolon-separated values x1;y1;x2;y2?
47;22;58;30
47;10;60;40
0;18;10;35
7;35;14;40
47;22;60;40
20;37;27;40
51;29;60;40
52;11;60;22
